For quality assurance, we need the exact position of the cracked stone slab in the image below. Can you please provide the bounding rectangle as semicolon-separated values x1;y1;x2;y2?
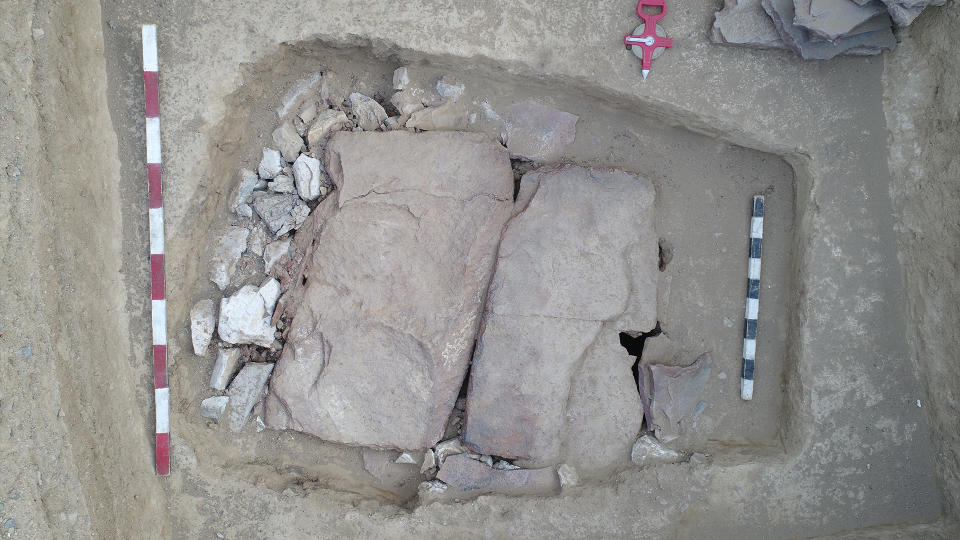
463;165;657;468
264;131;514;451
763;0;896;59
190;299;216;356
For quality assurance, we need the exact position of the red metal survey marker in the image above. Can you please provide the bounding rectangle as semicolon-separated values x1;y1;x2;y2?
142;24;169;476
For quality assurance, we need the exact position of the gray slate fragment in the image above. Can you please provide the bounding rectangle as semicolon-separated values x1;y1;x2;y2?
882;0;945;27
763;0;896;59
433;454;560;499
268;174;297;195
190;299;217;356
794;0;887;41
349;93;388;131
210;227;250;290
251;192;311;238
502;101;578;162
225;362;274;432
263;238;291;273
201;395;229;421
711;0;788;49
648;353;712;442
210;346;243;390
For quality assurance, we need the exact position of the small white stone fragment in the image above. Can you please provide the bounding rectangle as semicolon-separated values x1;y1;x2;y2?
557;463;579;487
493;460;520;471
395;452;417;465
272;121;305;162
210;346;243;391
436;79;464;102
480;455;494;467
258;148;284;180
307;109;350;152
258;277;282;314
256;416;266;432
393;67;410;90
190;299;217;356
435;437;465;466
268;174;297;195
418;480;448;493
631;435;683;467
218;285;276;347
200;396;229;421
421;449;437;473
211;227;250;290
263;238;292;273
349;93;388;131
225;362;275;432
246;225;268;257
292;154;326;201
233;169;260;218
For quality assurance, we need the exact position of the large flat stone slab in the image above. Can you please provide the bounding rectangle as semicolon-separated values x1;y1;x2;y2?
264;131;514;451
463;165;657;468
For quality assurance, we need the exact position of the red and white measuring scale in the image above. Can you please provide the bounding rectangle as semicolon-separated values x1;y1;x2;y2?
624;0;674;79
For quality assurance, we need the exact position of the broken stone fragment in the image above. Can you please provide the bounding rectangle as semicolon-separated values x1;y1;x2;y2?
433;454;560;499
258;148;284;180
251;192;311;238
421;449;437;473
395;452;418;465
306;109;350;152
631;434;683;467
493;460;520;471
393;67;409;90
794;0;887;41
557;463;579;487
263;131;514;450
882;0;945;27
348;93;387;131
276;72;320;120
272;121;305;162
711;0;787;49
217;284;276;348
246;225;268;258
502;101;578;162
190;299;216;356
210;346;243;391
225;362;274;432
233;168;260;219
762;0;896;59
210;227;250;290
258;277;281;314
298;102;318;125
435;79;464;102
435;437;466;466
263;238;291;273
648;353;712;442
389;89;426;117
201;395;229;421
405;102;469;132
268;174;297;195
463;165;657;469
292;154;327;201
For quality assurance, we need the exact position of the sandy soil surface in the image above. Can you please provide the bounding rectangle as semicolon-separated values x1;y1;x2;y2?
0;0;957;538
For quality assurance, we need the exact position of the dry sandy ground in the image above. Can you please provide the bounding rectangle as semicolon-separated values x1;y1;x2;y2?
0;0;958;538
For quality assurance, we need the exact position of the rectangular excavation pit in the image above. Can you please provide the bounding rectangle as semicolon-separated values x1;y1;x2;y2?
180;40;800;503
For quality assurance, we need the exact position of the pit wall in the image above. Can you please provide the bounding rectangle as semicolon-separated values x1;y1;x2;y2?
884;1;960;525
